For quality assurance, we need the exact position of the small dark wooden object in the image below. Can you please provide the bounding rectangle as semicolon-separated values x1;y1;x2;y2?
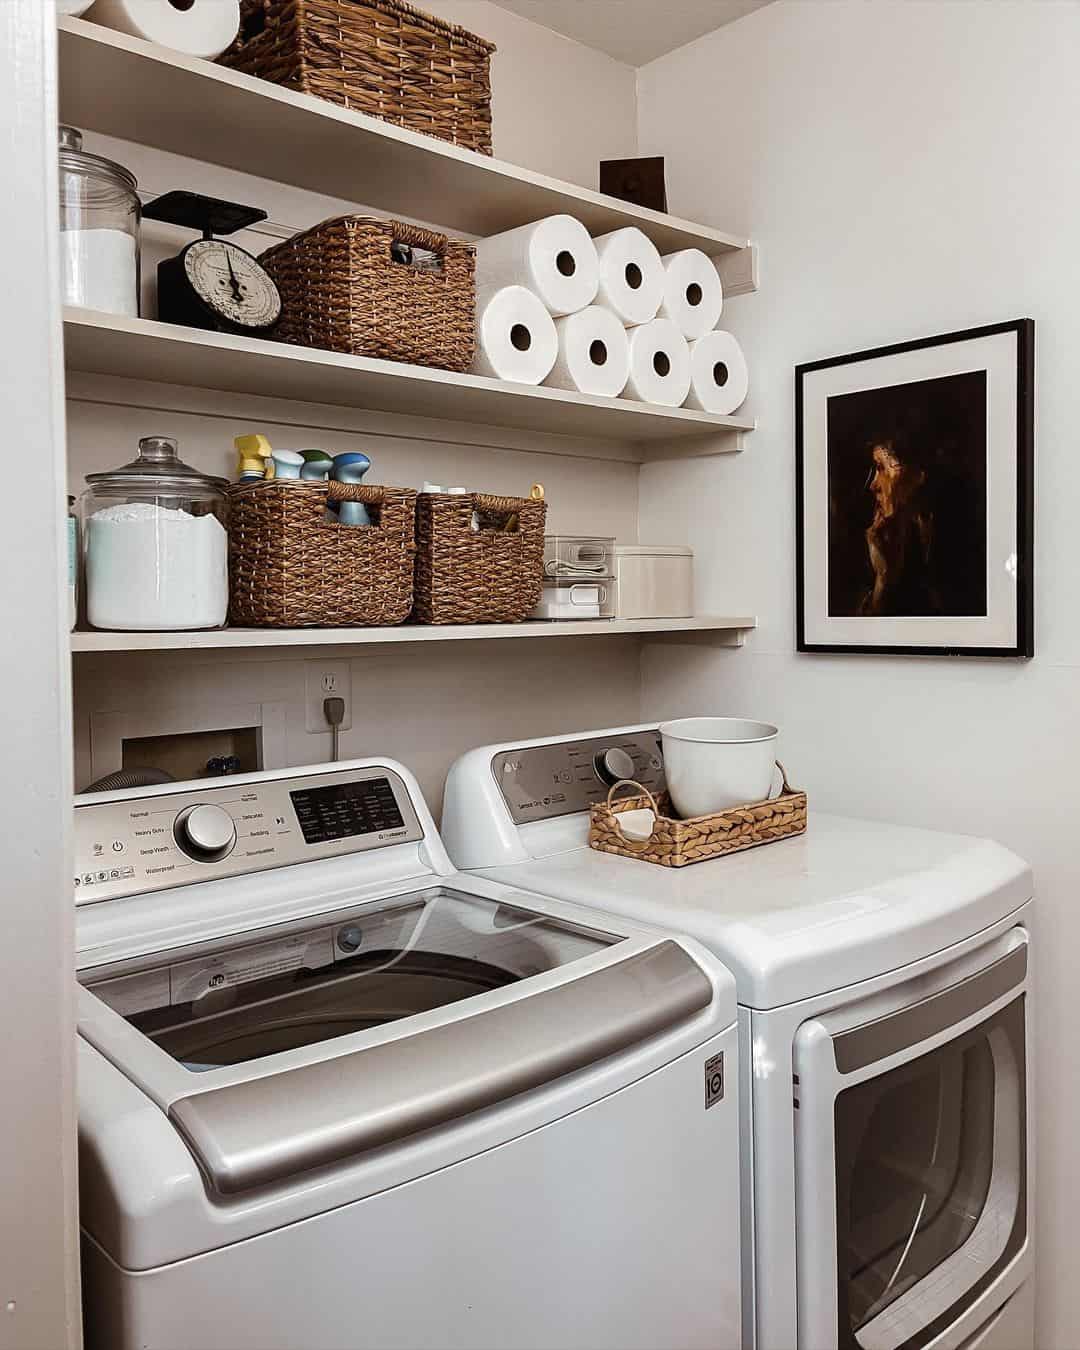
600;156;667;213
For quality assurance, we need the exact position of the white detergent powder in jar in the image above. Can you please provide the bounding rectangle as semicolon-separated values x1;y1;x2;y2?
87;502;228;630
78;436;230;632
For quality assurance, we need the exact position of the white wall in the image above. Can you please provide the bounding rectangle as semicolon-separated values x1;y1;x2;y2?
423;0;638;185
2;5;81;1347
636;2;1079;1343
69;7;643;800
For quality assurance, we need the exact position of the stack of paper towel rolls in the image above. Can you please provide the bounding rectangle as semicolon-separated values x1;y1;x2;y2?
471;214;748;415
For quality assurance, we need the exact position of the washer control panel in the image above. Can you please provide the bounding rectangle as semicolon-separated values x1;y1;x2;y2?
73;766;423;904
492;730;664;824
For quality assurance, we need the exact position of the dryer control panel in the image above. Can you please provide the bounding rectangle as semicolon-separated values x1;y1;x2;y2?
73;765;423;905
492;730;665;824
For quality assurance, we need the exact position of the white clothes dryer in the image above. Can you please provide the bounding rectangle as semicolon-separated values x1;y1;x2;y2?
74;757;742;1350
442;726;1036;1350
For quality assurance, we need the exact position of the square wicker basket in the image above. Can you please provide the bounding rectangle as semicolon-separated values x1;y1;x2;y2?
261;216;477;372
412;491;546;624
220;0;496;154
589;767;808;868
228;479;417;628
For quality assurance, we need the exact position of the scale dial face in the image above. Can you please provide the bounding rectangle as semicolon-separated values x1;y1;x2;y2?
182;238;281;331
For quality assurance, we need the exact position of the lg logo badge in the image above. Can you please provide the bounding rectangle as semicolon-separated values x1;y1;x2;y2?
704;1053;724;1109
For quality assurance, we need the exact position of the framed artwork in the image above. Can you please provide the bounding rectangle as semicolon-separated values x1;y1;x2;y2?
795;319;1034;657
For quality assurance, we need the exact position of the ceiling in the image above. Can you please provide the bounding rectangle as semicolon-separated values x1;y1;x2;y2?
489;0;773;66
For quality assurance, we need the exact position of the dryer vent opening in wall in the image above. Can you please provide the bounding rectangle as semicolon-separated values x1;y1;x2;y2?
122;727;260;782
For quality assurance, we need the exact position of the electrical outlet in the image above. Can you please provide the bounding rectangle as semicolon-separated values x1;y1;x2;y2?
305;661;352;733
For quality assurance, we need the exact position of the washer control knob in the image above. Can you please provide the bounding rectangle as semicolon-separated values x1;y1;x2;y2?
337;925;364;954
174;804;237;862
594;746;636;785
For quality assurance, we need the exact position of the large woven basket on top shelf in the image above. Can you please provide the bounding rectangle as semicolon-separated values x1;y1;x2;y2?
413;491;546;624
228;479;417;627
219;0;496;154
261;216;476;372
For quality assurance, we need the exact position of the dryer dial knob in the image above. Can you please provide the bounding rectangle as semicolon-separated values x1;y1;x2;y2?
594;746;636;785
174;804;237;862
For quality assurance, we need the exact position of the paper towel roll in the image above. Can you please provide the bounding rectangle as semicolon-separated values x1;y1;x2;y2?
473;285;559;385
474;216;598;317
659;249;724;339
685;330;749;414
546;305;630;398
83;0;240;59
623;319;692;407
593;227;664;327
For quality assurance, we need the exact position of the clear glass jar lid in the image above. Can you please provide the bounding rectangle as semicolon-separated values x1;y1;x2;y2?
59;126;138;195
85;436;229;493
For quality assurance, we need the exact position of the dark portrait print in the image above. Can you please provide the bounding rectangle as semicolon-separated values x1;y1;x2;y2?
826;371;988;618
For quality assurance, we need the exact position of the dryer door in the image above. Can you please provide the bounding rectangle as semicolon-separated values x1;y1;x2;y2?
794;929;1030;1350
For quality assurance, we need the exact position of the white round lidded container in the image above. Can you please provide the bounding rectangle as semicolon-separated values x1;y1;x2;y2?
78;437;229;632
659;717;779;818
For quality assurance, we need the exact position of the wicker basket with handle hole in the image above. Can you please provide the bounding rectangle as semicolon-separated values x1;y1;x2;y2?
589;764;807;868
260;216;477;372
228;479;416;628
412;491;546;624
220;0;496;154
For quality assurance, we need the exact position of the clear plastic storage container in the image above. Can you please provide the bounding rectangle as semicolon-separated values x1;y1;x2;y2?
58;125;141;317
543;535;614;580
78;437;229;632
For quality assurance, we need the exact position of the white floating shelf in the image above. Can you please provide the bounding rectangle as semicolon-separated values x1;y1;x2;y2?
56;17;754;291
71;616;756;654
64;310;754;453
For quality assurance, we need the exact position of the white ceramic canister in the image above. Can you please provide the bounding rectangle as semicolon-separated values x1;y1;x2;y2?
659;717;779;818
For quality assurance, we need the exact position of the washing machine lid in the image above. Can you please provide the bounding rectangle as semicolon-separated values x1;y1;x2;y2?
79;881;726;1195
468;813;1032;1009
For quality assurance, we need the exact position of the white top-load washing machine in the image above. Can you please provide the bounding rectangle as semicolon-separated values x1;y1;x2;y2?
74;757;743;1350
442;726;1036;1350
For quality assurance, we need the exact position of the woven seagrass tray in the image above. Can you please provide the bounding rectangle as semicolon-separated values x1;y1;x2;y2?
412;490;546;624
589;763;807;868
228;479;416;627
220;0;496;154
261;216;476;372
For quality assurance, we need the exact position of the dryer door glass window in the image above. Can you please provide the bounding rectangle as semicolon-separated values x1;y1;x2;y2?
834;996;1026;1350
87;888;617;1071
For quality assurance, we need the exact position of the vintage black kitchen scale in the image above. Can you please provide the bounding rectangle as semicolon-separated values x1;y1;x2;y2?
144;191;282;336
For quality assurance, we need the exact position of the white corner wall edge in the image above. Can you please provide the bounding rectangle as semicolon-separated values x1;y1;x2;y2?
1;4;81;1348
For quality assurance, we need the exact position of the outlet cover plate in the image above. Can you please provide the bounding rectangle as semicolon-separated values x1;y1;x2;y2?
305;660;353;733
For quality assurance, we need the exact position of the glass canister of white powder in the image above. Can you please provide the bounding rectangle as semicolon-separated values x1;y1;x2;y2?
79;437;230;631
58;126;140;317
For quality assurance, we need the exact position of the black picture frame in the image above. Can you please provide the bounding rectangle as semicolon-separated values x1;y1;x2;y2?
795;318;1034;658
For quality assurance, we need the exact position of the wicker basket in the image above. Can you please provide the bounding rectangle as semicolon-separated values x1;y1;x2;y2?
261;216;476;372
589;766;807;868
228;479;417;627
220;0;496;154
412;491;546;624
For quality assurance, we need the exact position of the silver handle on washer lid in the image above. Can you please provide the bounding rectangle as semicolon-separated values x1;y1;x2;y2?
169;940;713;1195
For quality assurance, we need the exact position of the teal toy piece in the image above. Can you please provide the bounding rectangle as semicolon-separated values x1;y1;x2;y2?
332;451;372;526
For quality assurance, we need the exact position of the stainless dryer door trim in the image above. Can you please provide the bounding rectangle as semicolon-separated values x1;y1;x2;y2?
170;939;712;1194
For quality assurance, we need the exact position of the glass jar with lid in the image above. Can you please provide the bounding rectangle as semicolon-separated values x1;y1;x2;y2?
59;125;141;317
78;437;230;632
